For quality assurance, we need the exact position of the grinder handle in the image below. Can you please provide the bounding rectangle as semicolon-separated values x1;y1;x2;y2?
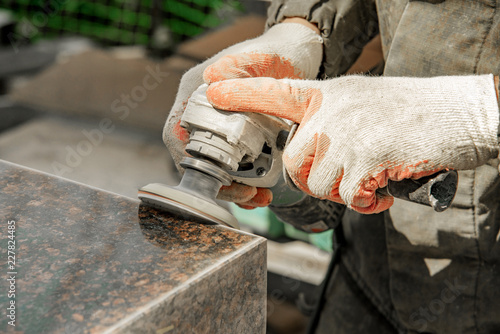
378;170;458;212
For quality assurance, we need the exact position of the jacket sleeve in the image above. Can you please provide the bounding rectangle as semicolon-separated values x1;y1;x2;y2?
266;0;379;77
269;196;346;233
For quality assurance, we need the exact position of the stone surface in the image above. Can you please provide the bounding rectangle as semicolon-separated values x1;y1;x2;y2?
0;160;266;333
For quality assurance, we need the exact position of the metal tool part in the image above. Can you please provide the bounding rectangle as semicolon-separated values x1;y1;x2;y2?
138;157;239;228
378;170;458;212
180;84;292;186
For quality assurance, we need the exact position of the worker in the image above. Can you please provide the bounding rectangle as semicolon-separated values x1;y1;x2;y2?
163;1;500;333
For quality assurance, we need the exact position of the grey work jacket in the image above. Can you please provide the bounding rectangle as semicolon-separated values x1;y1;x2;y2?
267;1;500;333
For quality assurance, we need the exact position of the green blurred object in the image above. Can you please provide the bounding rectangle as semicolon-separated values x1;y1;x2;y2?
0;0;243;49
308;229;333;252
230;204;285;239
231;204;334;252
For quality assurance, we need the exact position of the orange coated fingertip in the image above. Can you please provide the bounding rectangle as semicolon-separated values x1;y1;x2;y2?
203;53;302;84
206;79;321;124
351;193;394;214
218;183;257;203
244;187;273;207
236;204;257;210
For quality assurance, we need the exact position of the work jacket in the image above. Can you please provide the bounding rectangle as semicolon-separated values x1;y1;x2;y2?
267;1;500;333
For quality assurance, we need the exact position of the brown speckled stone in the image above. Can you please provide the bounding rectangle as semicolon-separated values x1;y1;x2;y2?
0;160;266;333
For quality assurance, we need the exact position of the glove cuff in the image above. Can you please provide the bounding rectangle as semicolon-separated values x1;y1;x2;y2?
262;23;323;79
266;0;378;77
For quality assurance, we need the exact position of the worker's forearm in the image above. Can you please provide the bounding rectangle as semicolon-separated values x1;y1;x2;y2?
266;0;378;77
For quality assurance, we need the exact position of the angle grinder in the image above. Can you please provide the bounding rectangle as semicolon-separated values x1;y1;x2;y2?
138;84;459;229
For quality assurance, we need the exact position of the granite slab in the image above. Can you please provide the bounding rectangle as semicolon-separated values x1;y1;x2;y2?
0;160;266;333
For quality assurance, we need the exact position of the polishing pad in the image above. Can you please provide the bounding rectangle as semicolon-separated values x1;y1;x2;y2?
138;183;239;229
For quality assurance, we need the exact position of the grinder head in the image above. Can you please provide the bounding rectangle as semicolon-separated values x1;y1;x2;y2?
138;158;239;229
138;183;239;228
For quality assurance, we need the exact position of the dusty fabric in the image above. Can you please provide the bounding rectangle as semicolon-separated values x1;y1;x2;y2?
267;1;500;333
270;195;345;232
266;0;379;77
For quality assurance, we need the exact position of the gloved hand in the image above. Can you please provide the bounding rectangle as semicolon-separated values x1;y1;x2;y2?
205;75;500;214
163;22;323;208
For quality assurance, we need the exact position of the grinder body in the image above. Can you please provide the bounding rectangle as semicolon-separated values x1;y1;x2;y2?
181;84;292;188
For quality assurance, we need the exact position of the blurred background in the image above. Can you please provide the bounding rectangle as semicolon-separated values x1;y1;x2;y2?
0;1;351;333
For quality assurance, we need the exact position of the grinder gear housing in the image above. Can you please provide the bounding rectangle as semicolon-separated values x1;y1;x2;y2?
139;84;293;228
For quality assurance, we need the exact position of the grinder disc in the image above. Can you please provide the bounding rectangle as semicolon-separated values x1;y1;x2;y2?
138;183;239;229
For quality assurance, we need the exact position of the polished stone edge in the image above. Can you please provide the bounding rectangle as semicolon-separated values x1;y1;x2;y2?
104;237;267;334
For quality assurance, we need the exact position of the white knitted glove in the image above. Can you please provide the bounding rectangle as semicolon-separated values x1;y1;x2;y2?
205;75;500;214
163;23;322;207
